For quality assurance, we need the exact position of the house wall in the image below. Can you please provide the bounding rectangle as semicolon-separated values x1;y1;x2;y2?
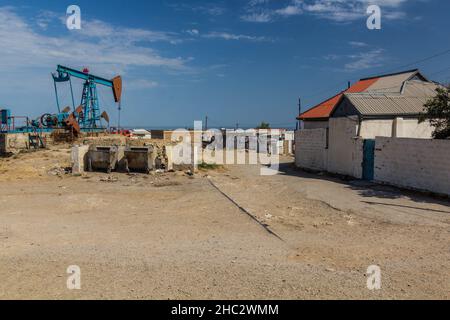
327;117;364;179
375;137;450;196
282;131;295;155
303;121;329;130
393;118;433;138
297;116;434;180
295;129;328;171
360;118;433;139
359;119;393;139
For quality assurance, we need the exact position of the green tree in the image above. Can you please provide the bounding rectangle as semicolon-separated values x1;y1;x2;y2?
419;86;450;139
256;122;271;129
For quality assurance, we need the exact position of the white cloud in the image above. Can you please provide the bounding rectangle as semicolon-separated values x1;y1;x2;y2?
241;0;410;23
79;19;182;45
185;29;200;36
322;45;386;71
0;6;190;78
203;31;269;42
35;10;60;30
349;41;369;47
182;28;270;42
241;12;273;23
301;0;410;22
323;54;341;60
169;3;227;16
275;5;303;17
127;79;159;89
345;49;385;71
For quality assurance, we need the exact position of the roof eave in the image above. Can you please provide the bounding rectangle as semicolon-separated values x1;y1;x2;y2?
360;113;423;119
359;69;421;81
298;116;330;121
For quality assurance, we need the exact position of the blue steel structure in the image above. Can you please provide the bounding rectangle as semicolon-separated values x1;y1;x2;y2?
0;109;10;131
52;65;122;131
1;66;121;135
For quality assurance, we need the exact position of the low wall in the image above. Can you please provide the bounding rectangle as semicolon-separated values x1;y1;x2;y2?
0;133;30;154
327;117;364;179
374;137;450;196
0;132;58;154
295;129;328;171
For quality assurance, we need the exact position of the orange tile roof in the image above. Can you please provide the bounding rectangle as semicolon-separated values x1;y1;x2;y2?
298;77;379;120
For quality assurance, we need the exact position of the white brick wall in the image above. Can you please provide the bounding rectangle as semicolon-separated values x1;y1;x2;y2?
327;117;364;179
295;129;328;171
375;137;450;196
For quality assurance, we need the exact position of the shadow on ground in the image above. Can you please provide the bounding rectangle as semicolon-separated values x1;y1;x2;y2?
277;161;450;213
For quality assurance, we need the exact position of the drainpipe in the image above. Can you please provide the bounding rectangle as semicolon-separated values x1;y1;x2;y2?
356;115;363;137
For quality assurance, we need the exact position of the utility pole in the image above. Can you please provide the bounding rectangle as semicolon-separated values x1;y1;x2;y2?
118;101;122;132
205;115;208;131
297;97;302;131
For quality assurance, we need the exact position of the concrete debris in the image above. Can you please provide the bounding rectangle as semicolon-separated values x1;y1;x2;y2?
100;176;119;183
48;167;71;177
265;213;273;219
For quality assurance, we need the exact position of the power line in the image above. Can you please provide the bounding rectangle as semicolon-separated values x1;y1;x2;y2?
429;65;450;77
382;48;450;75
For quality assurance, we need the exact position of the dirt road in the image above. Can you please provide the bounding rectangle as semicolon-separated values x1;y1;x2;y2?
0;150;449;299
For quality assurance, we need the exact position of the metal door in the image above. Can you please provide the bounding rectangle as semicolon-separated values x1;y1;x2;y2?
363;139;375;181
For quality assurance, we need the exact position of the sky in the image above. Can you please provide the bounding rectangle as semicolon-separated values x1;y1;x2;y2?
0;0;449;129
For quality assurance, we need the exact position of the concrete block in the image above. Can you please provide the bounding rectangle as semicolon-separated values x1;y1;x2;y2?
0;133;29;154
116;146;126;171
165;145;174;171
71;145;89;175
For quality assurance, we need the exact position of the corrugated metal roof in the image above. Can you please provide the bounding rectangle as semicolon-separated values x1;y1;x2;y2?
363;71;418;93
298;78;379;120
298;70;426;121
344;81;439;116
403;80;438;97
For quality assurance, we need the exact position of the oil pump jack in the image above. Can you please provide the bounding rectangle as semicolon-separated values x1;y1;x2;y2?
51;65;122;134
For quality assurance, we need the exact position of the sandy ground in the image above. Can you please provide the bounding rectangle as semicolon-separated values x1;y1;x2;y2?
0;147;449;300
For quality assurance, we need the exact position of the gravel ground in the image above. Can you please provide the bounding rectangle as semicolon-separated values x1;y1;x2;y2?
0;149;449;299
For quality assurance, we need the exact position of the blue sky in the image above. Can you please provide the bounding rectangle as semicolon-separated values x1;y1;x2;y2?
0;0;449;129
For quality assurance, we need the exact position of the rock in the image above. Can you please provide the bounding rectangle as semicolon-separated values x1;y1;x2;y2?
100;176;119;183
